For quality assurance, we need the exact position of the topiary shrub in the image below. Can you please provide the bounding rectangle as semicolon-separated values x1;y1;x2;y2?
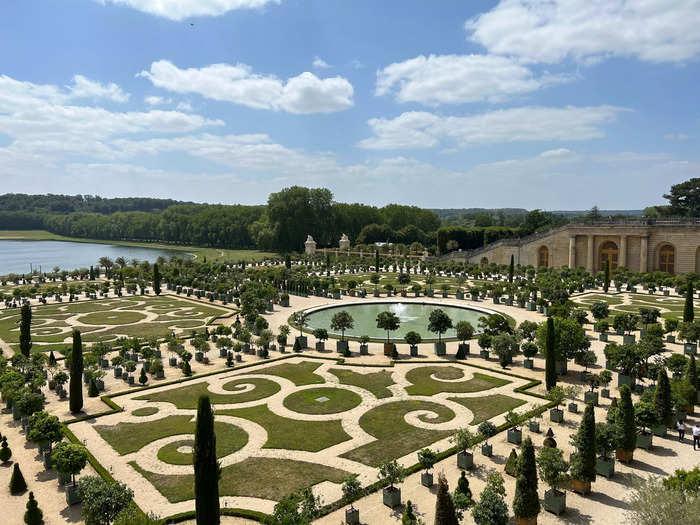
0;436;12;463
88;378;99;398
10;463;27;494
24;492;43;525
505;449;518;477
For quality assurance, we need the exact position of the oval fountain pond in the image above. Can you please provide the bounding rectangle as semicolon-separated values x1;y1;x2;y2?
303;301;497;341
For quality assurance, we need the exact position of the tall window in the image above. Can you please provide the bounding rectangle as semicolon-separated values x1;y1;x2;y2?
599;241;618;271
538;246;549;268
659;245;675;274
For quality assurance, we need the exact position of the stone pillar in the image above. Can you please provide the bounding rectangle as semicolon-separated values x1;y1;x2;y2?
586;234;594;273
619;235;627;268
640;236;648;272
568;236;576;268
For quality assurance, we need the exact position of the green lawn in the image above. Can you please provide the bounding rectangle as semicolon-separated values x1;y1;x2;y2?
243;360;324;386
283;387;362;415
448;394;526;425
217;405;351;452
95;415;248;456
404;366;509;396
130;457;350;503
327;368;395;399
135;377;281;409
156;423;248;465
131;407;159;417
341;400;456;466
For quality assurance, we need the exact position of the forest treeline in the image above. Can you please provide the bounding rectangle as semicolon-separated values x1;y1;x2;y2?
0;189;563;253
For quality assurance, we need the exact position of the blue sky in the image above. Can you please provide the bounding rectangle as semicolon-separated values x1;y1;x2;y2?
1;0;699;209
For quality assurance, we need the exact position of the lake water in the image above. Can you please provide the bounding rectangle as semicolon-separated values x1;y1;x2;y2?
0;240;192;276
304;301;493;341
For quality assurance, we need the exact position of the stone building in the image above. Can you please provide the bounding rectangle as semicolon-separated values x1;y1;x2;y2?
339;234;350;250
443;219;700;274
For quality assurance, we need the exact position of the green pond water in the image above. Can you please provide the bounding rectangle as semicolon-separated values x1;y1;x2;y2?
304;301;492;341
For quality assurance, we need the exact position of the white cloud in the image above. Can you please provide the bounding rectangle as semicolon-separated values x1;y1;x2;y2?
466;0;700;64
69;75;130;102
312;56;331;69
664;133;690;141
358;106;625;150
138;60;354;114
376;54;571;105
145;95;172;105
176;101;193;111
96;0;280;21
0;74;222;162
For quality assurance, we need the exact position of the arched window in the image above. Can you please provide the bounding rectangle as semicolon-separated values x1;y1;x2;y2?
480;257;489;266
599;241;618;271
538;246;549;268
659;245;675;274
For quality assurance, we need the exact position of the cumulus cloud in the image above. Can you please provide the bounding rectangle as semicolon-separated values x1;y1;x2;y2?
358;106;625;150
376;54;571;105
138;60;354;114
69;75;130;102
466;0;700;64
144;95;171;105
95;0;280;21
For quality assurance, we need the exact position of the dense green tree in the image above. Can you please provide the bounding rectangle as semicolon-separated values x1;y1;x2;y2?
69;329;84;414
52;442;87;486
330;311;354;342
428;309;453;344
603;259;610;293
512;437;539;520
376;311;400;343
194;395;220;525
0;436;12;463
24;492;43;525
663;177;700;216
27;411;63;454
472;472;509;525
78;476;134;525
685;354;698;390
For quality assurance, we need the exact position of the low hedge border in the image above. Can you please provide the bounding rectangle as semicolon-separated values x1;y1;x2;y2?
62;351;551;523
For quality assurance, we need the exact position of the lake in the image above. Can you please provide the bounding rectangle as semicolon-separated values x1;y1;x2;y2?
0;240;192;276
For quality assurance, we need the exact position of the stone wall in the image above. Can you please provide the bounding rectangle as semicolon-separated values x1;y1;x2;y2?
448;223;700;274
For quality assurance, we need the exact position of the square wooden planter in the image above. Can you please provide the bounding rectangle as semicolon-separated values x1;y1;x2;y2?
507;428;522;445
409;345;419;357
543;489;566;515
434;342;446;356
457;451;474;469
584;391;599;406
528;421;540;433
382;487;401;508
481;443;493;457
596;458;614;478
480;350;490;360
571;479;591;495
636;432;653;450
345;507;360;524
550;408;564;423
421;472;433;487
523;359;534;369
652;424;666;437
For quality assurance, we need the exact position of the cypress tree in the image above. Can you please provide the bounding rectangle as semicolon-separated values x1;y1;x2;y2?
654;368;673;427
326;252;331;276
48;350;56;367
194;395;220;525
153;263;161;296
512;437;539;520
455;471;471;502
9;463;27;494
375;250;380;273
508;255;514;283
505;449;518;477
616;384;636;455
571;403;597;483
545;317;557;391
69;329;84;414
434;472;459;525
684;280;694;322
685;354;698;391
24;492;43;525
19;303;32;357
0;437;12;463
603;259;610;293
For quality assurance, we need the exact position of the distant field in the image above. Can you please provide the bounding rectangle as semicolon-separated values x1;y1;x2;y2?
0;230;277;262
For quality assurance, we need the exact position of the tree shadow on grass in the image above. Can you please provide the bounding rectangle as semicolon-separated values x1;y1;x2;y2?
558;506;594;524
630;459;668;476
60;504;84;523
36;468;57;482
648;444;678;457
609;471;644;487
